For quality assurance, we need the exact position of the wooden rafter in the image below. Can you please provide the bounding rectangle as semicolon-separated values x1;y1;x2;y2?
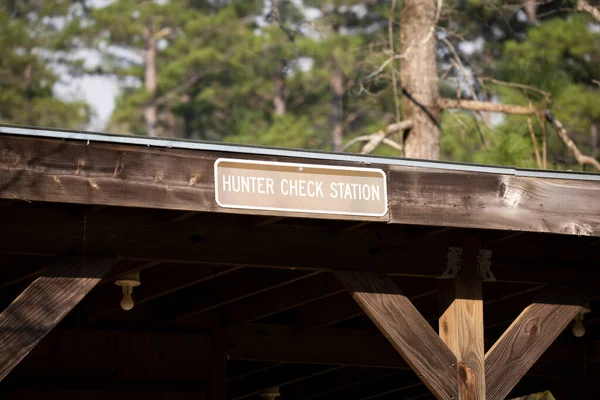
0;257;117;381
485;286;589;400
334;271;458;400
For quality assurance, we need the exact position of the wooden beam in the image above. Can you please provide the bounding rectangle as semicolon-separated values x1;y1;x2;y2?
335;271;457;400
3;134;600;236
225;272;343;326
2;204;600;285
484;286;589;400
83;264;240;320
229;364;343;400
131;269;312;323
387;165;600;236
210;326;227;400
228;324;408;369
0;257;116;381
439;240;485;399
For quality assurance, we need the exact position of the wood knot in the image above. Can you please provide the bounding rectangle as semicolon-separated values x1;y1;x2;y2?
458;364;468;383
114;157;125;176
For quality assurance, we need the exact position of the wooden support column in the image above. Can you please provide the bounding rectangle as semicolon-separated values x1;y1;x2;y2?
209;318;227;400
485;286;588;400
335;271;458;400
0;256;116;381
439;240;485;400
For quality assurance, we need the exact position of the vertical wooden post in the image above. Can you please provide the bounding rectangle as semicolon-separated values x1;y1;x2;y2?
209;321;227;400
439;239;485;400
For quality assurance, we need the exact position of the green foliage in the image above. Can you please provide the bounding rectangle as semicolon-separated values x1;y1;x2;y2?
1;0;598;171
0;1;90;128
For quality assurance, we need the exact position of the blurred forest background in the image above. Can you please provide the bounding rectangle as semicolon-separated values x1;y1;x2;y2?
0;0;599;169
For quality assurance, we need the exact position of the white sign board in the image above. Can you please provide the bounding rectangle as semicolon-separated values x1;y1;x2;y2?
214;158;387;217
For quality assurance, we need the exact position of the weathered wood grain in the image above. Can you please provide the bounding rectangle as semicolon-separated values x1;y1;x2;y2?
388;166;600;237
0;257;116;380
0;135;387;222
439;239;485;400
335;271;457;400
2;135;600;235
484;286;589;400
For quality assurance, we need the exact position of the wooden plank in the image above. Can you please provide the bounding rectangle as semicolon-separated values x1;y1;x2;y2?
388;166;600;237
439;240;485;400
484;286;588;400
3;135;600;235
0;135;387;222
209;326;227;400
82;264;240;321
228;324;408;369
229;364;343;400
335;271;457;400
2;204;600;285
0;257;116;381
225;272;344;326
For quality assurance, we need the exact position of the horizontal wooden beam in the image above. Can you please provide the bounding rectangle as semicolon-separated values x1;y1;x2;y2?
0;257;117;381
2;134;600;236
2;205;598;286
228;324;408;369
335;271;458;400
485;286;589;400
387;165;600;236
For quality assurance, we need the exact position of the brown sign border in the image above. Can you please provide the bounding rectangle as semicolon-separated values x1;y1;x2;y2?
214;158;388;217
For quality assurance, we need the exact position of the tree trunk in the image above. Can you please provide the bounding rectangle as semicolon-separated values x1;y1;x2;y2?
524;0;536;24
272;0;286;116
399;0;441;160
143;27;159;137
330;62;344;152
591;123;598;159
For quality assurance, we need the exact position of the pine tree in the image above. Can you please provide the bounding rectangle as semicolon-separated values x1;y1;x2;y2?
0;1;90;128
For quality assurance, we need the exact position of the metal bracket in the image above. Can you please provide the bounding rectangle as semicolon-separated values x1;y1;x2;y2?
441;246;463;279
477;249;496;282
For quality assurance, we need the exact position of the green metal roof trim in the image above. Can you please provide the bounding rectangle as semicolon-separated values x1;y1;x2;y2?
1;124;599;182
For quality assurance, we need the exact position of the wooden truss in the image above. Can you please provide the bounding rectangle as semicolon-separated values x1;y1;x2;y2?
336;239;589;400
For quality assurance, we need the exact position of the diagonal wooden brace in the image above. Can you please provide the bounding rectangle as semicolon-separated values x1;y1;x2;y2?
485;285;589;400
335;271;458;400
0;256;117;381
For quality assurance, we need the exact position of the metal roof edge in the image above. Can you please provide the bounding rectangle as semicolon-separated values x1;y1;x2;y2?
2;124;600;182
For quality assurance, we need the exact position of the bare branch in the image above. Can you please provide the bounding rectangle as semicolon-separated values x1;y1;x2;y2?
546;111;600;171
577;0;600;22
528;117;543;169
478;77;551;100
153;27;172;41
438;98;537;115
344;134;404;154
343;120;413;153
364;53;407;81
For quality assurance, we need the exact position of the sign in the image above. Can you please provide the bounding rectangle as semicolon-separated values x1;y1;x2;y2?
214;158;387;217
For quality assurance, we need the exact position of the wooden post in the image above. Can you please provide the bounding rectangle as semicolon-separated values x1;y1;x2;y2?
209;321;227;400
485;286;588;400
335;271;457;400
0;256;116;381
439;239;485;400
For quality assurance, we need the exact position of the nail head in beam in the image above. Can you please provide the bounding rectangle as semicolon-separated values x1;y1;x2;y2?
0;256;118;381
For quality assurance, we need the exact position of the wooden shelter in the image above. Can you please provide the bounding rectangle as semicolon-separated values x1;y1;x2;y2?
0;125;599;399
